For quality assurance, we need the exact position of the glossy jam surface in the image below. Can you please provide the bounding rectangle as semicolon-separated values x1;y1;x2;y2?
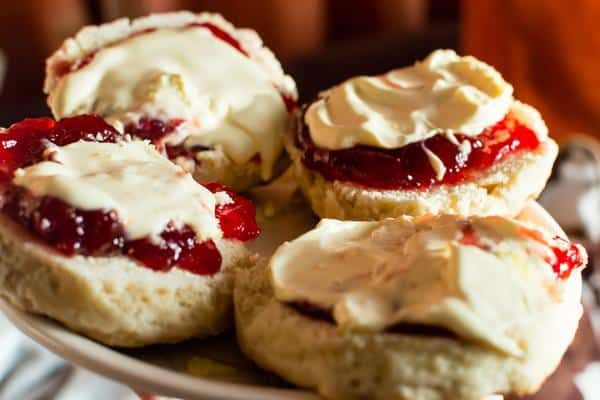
459;223;584;281
0;116;260;275
0;115;121;183
125;224;222;275
296;113;542;190
125;117;184;144
124;117;191;158
204;183;261;241
550;239;585;280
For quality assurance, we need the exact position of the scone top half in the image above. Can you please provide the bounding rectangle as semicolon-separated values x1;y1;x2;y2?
44;11;298;191
236;214;587;400
0;115;260;346
286;50;558;219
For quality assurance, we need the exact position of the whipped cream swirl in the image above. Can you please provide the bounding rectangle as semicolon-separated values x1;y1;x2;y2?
305;50;514;151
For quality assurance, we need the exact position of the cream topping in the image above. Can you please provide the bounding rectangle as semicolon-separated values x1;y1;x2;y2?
270;216;585;356
12;140;219;241
48;26;291;180
305;49;514;151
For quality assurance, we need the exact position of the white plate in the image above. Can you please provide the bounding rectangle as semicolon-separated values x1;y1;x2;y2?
0;200;564;400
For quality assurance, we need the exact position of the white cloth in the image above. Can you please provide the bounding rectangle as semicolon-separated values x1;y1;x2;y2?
0;314;134;400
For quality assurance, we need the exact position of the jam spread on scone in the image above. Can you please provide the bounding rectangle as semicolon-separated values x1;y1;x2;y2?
270;216;586;356
296;113;541;190
296;50;549;190
0;116;259;275
47;17;297;182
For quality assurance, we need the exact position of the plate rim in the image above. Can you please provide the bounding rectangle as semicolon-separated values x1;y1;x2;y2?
0;296;318;400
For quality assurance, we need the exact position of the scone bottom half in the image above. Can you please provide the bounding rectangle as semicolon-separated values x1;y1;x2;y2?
45;11;298;192
286;50;558;220
0;115;260;346
235;214;587;400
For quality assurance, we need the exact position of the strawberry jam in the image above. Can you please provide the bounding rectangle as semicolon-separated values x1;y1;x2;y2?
204;183;261;241
0;115;121;183
187;22;248;56
296;112;541;190
549;239;585;280
124;117;185;144
55;22;248;78
0;116;259;275
458;223;585;280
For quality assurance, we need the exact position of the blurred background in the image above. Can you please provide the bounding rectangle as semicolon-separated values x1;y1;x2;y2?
1;1;600;399
3;0;598;143
0;0;453;126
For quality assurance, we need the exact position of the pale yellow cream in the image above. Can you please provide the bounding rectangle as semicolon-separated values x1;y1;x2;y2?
270;216;585;356
13;140;220;242
305;50;513;151
48;27;290;180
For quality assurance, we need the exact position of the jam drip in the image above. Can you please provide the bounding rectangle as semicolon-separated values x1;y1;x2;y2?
204;183;261;241
459;223;585;280
296;113;542;190
550;239;585;280
0;116;260;276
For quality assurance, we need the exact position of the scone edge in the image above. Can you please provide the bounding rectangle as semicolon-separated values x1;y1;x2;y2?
0;213;254;347
234;263;581;400
284;103;558;220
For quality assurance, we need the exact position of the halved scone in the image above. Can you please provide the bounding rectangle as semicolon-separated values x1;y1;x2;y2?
235;214;586;400
0;116;259;347
44;11;298;191
285;50;557;219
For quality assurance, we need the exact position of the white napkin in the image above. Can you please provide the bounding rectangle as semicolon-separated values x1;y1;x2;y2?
0;314;133;400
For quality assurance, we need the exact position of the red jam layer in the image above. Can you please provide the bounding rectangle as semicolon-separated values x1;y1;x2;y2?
459;224;584;280
204;183;261;241
0;115;122;183
296;113;542;190
549;238;585;280
0;116;260;275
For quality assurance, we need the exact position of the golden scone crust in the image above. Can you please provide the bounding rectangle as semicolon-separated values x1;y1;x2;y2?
285;102;558;220
234;263;581;400
0;214;253;347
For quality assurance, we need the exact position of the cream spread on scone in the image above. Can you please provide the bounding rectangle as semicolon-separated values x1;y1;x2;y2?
270;216;586;356
305;49;514;151
48;25;290;180
12;140;219;241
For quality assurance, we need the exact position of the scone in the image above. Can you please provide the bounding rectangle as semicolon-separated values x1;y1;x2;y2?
44;11;298;191
285;50;558;219
0;115;260;347
235;214;586;400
